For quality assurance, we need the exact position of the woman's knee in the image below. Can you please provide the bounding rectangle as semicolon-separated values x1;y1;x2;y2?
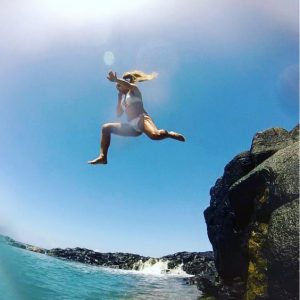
102;123;112;135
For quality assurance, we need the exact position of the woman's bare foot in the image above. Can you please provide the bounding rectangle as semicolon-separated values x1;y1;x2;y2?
88;155;108;165
168;131;185;142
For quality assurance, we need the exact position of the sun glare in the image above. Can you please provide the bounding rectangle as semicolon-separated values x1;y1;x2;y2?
41;0;147;21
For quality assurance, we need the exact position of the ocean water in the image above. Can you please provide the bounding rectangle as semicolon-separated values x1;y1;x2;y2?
0;244;201;300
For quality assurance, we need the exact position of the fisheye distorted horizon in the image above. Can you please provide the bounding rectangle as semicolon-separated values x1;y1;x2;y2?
0;1;298;256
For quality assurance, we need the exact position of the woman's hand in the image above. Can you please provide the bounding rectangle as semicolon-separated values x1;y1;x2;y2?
107;71;117;82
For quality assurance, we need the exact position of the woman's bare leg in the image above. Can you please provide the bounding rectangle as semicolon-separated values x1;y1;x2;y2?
143;115;185;142
88;123;141;164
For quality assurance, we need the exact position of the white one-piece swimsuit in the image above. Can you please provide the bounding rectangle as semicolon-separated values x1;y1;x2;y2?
121;89;144;133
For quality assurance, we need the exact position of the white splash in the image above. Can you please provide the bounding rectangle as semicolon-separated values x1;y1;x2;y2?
132;258;190;276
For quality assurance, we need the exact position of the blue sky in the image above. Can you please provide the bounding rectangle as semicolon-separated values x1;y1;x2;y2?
0;0;298;257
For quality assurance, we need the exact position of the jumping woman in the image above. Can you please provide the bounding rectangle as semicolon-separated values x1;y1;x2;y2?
88;70;185;165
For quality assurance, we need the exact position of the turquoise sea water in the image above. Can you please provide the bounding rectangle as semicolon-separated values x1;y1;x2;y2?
0;244;201;300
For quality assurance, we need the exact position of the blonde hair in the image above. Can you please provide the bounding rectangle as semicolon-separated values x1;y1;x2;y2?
122;70;158;83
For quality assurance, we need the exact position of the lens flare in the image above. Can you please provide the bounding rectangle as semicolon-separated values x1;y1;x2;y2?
103;51;115;66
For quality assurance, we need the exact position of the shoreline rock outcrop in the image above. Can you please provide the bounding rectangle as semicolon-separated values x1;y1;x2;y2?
1;235;215;278
1;236;48;254
202;124;299;300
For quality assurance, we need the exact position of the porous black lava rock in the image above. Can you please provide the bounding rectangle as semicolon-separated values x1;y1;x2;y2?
203;124;299;300
47;248;216;276
161;251;215;276
48;247;150;270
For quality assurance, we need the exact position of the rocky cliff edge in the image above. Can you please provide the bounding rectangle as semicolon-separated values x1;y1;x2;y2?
202;124;299;300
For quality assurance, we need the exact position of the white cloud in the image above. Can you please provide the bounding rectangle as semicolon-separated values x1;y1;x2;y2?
1;0;297;58
0;0;297;89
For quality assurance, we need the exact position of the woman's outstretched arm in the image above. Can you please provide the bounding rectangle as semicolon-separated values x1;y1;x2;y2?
107;71;136;90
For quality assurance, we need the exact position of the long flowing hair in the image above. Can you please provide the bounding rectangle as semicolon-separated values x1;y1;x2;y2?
122;70;158;83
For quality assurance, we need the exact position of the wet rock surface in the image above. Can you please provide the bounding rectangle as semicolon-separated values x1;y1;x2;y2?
203;124;299;300
161;251;214;275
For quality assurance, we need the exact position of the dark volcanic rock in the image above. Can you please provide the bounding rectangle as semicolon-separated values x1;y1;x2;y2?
48;248;216;278
250;127;294;165
203;125;299;300
48;247;149;270
51;249;213;275
289;124;299;141
161;251;214;275
204;151;255;283
3;234;216;282
268;198;299;300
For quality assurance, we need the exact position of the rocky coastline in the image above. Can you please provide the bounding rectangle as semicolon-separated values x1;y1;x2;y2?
2;124;298;300
1;235;215;278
